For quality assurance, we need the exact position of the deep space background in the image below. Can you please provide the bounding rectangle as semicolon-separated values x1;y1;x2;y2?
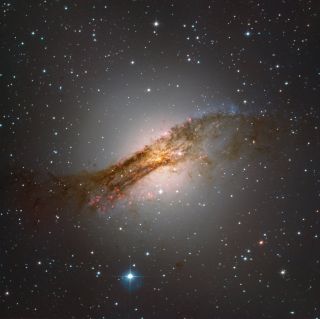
1;0;320;318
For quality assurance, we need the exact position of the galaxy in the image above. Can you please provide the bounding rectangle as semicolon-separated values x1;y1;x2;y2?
1;1;320;318
17;113;276;215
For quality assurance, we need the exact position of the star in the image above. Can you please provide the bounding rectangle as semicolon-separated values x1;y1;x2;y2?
126;272;134;280
120;269;143;291
280;269;287;276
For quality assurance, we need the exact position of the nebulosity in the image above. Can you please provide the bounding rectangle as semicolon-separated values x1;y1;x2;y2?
16;112;277;214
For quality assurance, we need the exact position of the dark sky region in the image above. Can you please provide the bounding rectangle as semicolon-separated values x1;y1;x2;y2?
0;1;320;318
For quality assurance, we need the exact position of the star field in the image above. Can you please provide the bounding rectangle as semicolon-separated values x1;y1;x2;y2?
0;1;320;318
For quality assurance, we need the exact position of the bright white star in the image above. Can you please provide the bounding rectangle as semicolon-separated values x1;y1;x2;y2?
126;273;134;280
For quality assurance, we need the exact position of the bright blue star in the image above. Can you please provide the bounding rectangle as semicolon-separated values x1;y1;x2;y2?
120;269;142;291
126;272;134;280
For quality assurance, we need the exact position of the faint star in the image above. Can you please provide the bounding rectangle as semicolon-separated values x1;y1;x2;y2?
280;269;287;276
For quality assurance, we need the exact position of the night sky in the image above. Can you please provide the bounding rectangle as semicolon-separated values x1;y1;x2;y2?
1;1;320;318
